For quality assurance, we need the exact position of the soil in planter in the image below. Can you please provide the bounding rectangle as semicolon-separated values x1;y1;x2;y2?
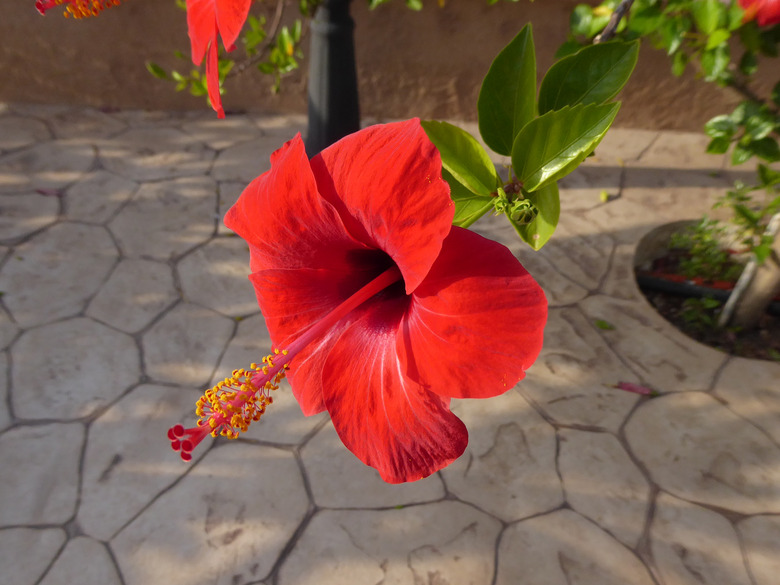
637;251;780;362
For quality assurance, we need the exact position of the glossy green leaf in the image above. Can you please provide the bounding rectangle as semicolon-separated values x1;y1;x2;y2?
442;169;494;228
512;102;620;193
146;62;168;80
705;29;730;51
538;41;639;115
421;120;500;196
478;24;537;156
510;182;560;250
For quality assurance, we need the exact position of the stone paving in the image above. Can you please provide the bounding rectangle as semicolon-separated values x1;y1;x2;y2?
1;103;779;585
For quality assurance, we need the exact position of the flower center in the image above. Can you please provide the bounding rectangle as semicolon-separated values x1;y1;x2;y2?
36;0;123;18
168;265;403;461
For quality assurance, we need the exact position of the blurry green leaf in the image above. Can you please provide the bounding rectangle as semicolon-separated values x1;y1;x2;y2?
570;4;594;37
706;136;731;154
739;51;758;75
772;81;780;107
510;182;560;250
512;102;620;192
538;40;639;115
700;44;730;82
421;120;500;196
705;28;730;51
704;114;737;139
758;164;780;187
671;50;688;76
745;110;775;140
746;137;780;162
442;169;494;228
594;319;615;330
478;24;537;156
691;0;723;35
145;61;168;80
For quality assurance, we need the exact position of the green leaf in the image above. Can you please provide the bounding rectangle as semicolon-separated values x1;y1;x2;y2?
745;110;775;140
772;81;780;107
421;120;500;196
671;50;688;76
691;0;724;35
594;319;615;330
538;40;638;115
570;4;594;37
510;182;560;250
700;44;730;83
704;114;737;139
746;137;780;162
512;102;620;192
705;28;730;51
442;169;494;228
739;51;758;75
706;136;731;154
145;61;168;80
478;24;537;156
758;164;780;187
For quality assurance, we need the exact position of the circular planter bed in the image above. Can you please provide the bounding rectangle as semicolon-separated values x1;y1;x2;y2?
634;221;780;361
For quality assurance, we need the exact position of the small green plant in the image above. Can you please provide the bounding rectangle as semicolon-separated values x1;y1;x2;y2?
680;296;723;330
669;218;743;282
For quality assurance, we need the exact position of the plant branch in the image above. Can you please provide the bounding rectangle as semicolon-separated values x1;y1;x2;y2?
594;0;635;44
227;0;288;79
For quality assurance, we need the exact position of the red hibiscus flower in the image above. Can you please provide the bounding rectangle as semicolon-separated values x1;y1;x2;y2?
185;0;252;118
168;118;547;483
740;0;780;26
35;0;123;19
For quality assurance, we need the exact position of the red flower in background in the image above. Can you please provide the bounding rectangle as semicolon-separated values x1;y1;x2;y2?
36;0;123;18
169;119;547;483
185;0;251;118
740;0;780;27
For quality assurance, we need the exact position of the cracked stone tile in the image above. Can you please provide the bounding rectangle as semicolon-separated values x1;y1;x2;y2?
79;384;205;541
0;223;117;327
211;135;289;183
625;392;780;514
108;176;218;260
111;442;308;585
533;215;614;291
277;501;502;585
11;317;139;420
620;171;728;224
217;182;244;235
713;357;780;445
0;527;66;585
737;515;780;585
597;243;643;300
558;164;623;211
178;237;257;317
0;423;83;525
588;128;659;166
39;537;122;585
651;492;752;585
470;213;588;306
0;353;10;431
580;295;728;392
64;170;138;224
45;107;126;140
0;308;18;350
142;302;234;386
210;314;327;445
633;131;725;170
0;116;51;152
302;421;444;508
441;389;562;522
180;115;263;150
0;140;95;194
519;308;640;432
0;192;60;243
558;429;651;549
496;509;655;585
249;113;307;138
98;127;215;181
87;259;179;333
581;196;665;246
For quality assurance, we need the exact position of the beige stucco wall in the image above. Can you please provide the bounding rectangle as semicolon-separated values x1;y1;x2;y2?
0;0;758;131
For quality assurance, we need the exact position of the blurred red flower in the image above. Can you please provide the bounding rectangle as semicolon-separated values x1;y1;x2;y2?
740;0;780;27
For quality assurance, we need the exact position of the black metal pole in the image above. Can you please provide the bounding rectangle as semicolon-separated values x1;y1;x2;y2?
304;0;361;156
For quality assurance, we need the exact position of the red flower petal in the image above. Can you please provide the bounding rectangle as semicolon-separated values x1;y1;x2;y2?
322;296;468;483
225;134;370;273
401;227;547;399
310;119;454;294
215;0;252;51
249;266;382;415
186;0;215;65
205;40;225;119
